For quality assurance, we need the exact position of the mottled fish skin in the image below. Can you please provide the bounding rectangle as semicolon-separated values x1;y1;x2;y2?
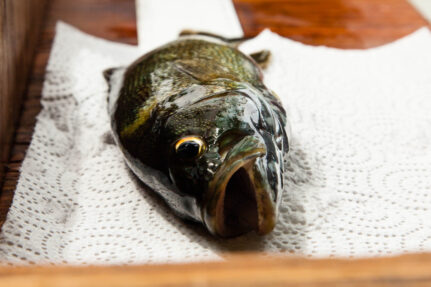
107;36;289;237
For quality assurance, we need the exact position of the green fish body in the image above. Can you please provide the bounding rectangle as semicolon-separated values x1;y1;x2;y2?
107;35;289;237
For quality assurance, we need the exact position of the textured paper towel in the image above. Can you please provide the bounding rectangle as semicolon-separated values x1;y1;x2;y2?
1;22;431;265
136;0;243;51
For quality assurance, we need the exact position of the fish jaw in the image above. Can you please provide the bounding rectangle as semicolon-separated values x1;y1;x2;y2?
202;135;276;237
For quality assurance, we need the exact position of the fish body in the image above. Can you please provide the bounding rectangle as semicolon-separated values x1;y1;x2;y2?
107;36;289;237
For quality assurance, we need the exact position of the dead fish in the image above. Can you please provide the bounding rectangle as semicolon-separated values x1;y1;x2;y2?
105;32;289;237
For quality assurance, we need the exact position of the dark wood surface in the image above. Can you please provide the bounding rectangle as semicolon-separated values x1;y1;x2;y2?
233;0;429;48
0;0;137;226
0;253;431;286
0;0;48;185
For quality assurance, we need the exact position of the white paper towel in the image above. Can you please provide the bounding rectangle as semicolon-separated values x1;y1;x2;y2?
136;0;243;51
1;22;431;265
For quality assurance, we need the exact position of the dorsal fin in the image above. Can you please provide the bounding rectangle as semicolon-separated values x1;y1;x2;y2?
174;59;239;83
179;30;252;48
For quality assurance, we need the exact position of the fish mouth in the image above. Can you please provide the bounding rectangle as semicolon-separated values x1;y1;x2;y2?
203;136;276;237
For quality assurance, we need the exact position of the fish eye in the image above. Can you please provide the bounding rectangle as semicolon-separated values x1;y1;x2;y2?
174;136;206;160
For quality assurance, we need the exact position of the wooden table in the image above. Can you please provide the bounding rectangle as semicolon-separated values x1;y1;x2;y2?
0;0;430;286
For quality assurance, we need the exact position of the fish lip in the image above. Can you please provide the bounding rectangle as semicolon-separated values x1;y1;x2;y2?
202;136;276;237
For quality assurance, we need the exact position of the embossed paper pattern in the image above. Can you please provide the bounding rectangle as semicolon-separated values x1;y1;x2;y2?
0;23;430;264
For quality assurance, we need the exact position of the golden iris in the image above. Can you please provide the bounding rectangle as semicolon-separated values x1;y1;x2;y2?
174;136;206;159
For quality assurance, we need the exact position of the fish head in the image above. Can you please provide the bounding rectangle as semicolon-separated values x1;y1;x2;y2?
162;86;287;237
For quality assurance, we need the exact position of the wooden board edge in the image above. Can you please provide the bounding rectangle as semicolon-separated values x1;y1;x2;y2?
0;253;430;287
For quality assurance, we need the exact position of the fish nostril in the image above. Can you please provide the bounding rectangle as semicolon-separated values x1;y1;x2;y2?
220;167;259;237
217;130;250;158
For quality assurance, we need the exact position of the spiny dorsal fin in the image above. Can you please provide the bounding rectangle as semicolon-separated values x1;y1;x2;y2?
174;59;239;82
179;30;252;47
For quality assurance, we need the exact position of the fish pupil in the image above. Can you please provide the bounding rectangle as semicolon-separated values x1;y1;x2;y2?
177;141;201;159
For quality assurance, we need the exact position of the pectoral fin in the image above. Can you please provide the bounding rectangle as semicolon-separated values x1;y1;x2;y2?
103;67;124;93
249;50;271;69
104;67;126;115
103;68;118;84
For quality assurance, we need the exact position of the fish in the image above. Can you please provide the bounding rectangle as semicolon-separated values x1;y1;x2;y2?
105;32;290;237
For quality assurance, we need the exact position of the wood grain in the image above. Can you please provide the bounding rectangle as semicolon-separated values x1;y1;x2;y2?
0;0;137;226
233;0;429;48
0;253;431;286
0;0;48;185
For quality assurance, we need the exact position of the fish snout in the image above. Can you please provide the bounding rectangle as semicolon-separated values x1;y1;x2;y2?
203;135;276;237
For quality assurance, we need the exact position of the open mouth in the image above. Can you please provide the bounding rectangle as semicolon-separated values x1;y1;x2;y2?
219;167;259;237
203;135;276;238
212;159;276;238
